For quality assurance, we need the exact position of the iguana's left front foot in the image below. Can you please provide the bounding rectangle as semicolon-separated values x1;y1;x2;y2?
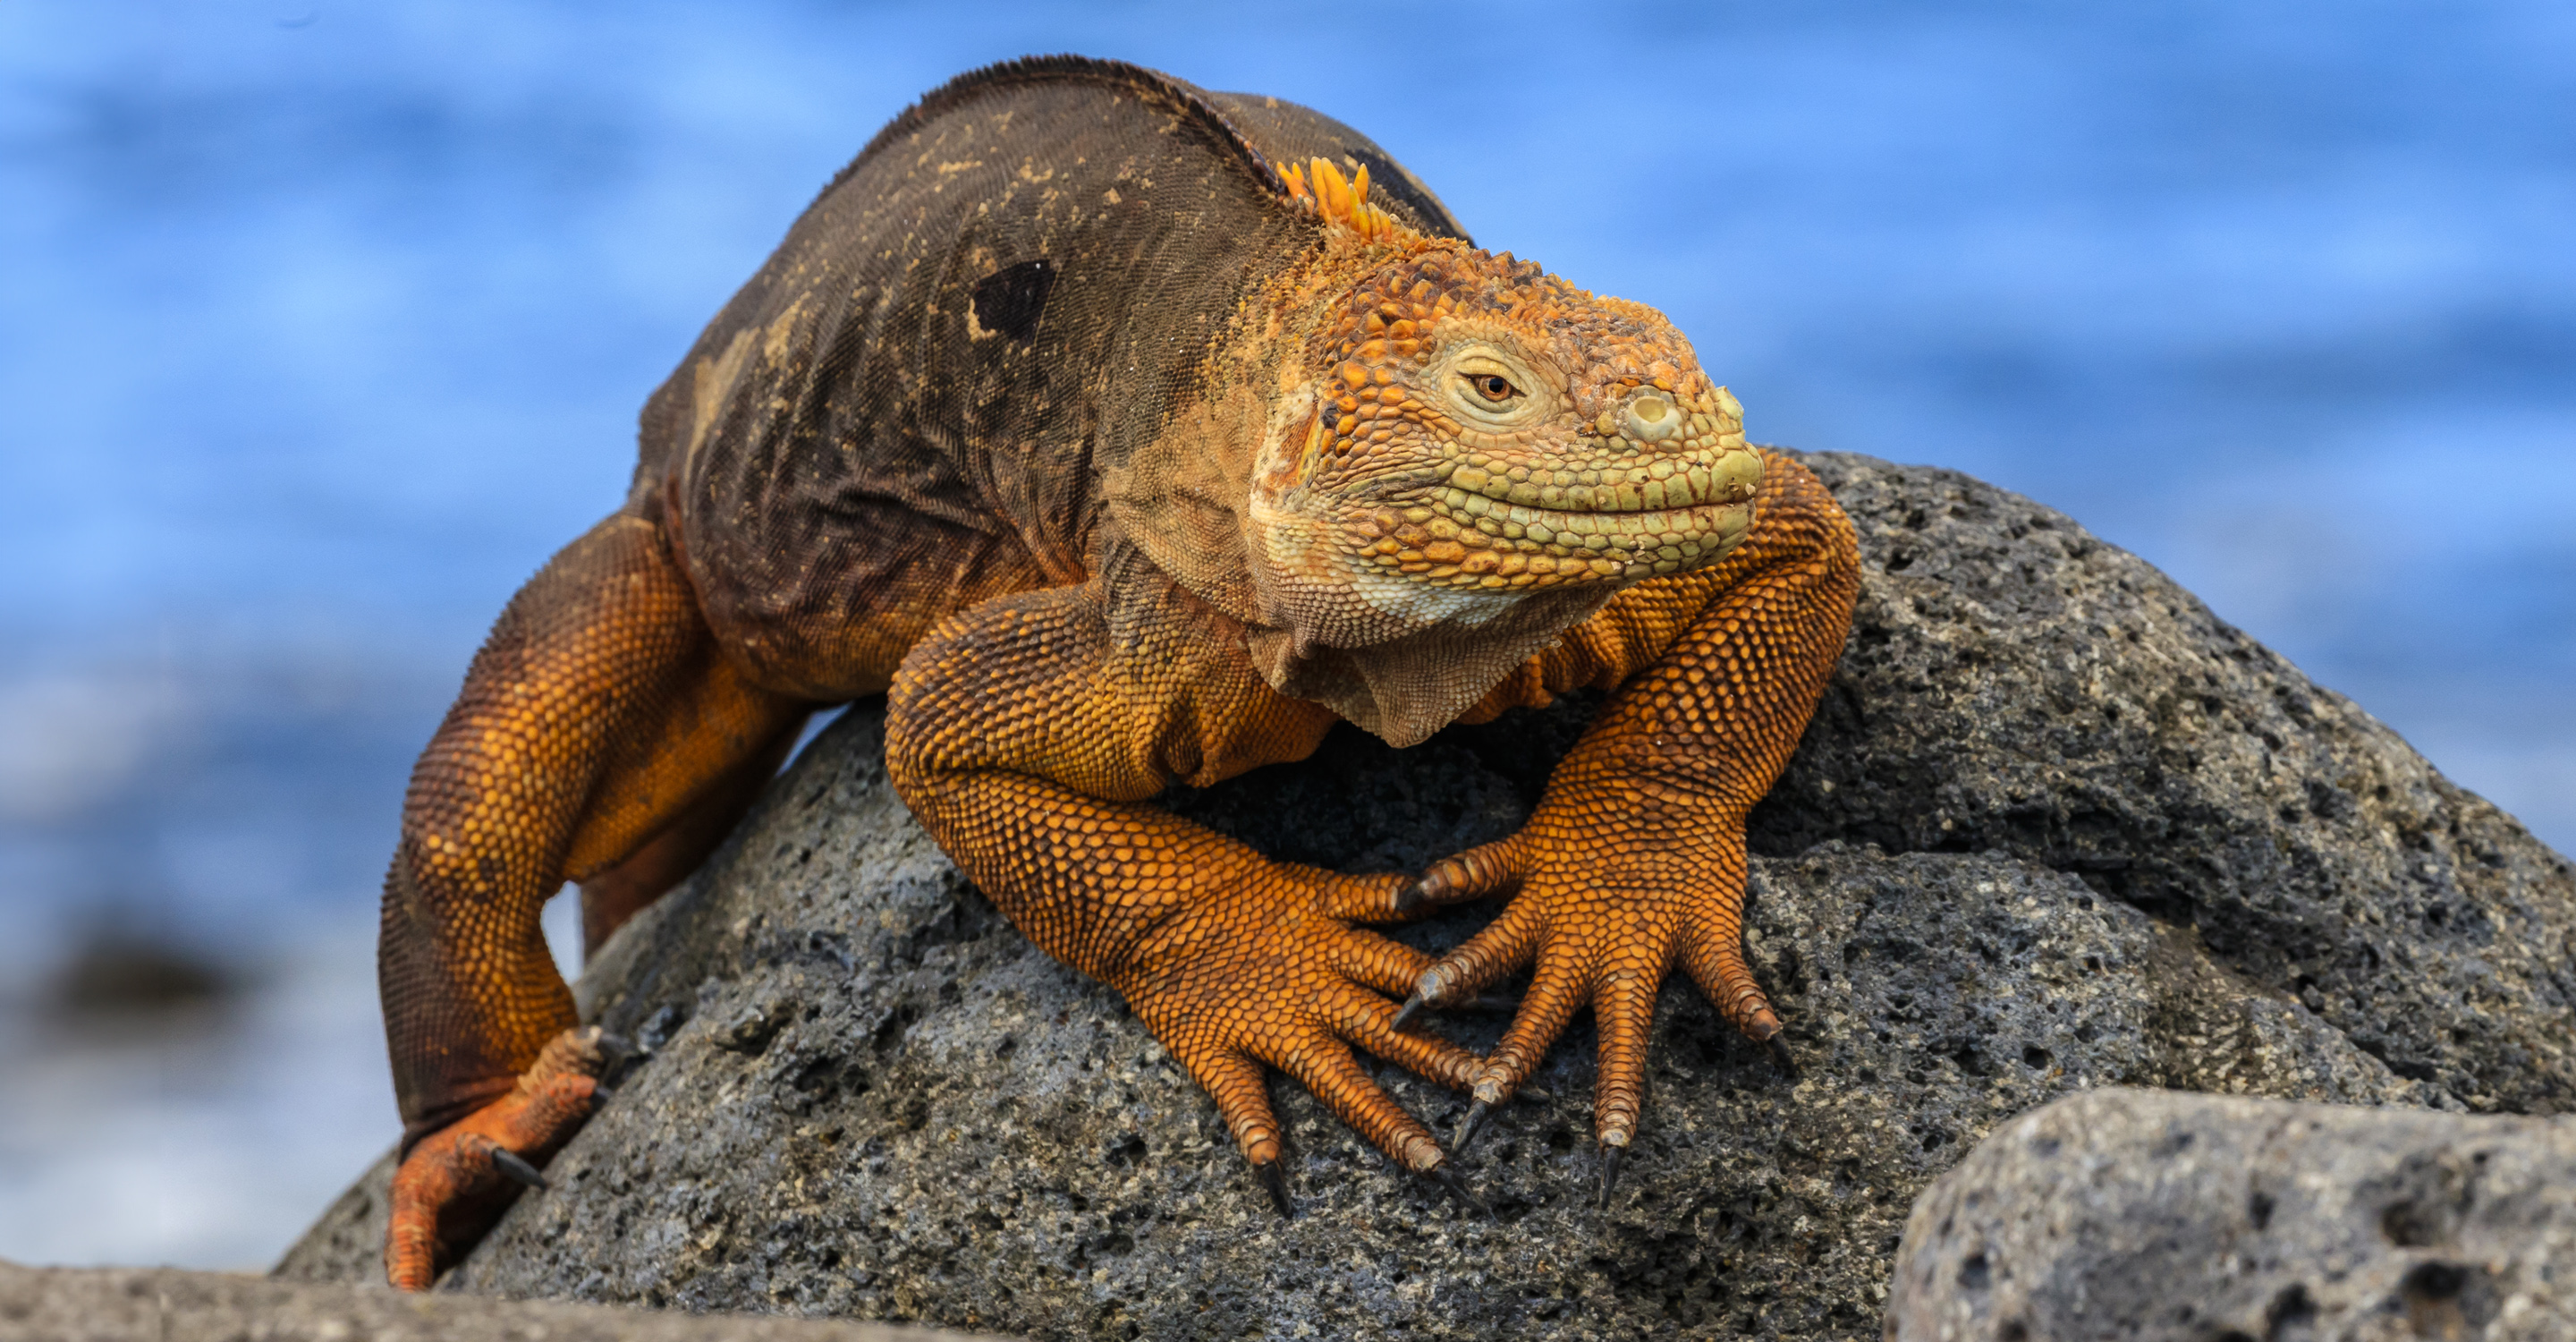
1400;821;1775;1202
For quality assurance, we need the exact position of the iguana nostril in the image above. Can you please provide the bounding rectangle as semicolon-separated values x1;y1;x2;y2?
1625;395;1681;443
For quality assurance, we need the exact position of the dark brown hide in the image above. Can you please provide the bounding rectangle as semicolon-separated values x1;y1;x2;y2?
636;56;1470;701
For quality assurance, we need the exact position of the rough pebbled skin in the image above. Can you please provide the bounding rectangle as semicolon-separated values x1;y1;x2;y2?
373;55;1859;1288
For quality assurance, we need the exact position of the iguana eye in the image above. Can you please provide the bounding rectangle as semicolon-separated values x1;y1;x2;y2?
1444;345;1550;427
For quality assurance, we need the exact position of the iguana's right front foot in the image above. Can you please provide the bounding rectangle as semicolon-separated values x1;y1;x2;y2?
1111;867;1492;1215
386;1027;609;1290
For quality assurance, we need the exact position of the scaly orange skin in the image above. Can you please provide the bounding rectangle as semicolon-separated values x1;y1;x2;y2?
375;513;812;1288
371;62;1860;1287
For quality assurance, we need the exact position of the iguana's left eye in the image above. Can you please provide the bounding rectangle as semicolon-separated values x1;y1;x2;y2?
1467;372;1521;403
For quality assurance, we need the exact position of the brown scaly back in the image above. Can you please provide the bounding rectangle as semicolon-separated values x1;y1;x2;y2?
632;56;1470;701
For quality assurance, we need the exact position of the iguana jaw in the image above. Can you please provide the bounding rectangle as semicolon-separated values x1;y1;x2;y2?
1346;390;1763;596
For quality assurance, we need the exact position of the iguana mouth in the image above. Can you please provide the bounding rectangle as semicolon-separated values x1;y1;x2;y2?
1351;443;1764;591
1438;443;1762;514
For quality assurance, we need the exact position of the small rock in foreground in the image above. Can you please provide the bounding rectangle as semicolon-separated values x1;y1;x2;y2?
0;1261;1009;1342
1886;1088;2576;1342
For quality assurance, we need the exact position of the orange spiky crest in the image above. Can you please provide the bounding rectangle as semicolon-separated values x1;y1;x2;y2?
1278;156;1416;246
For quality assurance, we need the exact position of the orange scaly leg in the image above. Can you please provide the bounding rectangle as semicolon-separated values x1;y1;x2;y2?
1401;454;1860;1203
378;511;809;1288
886;582;1489;1215
578;721;802;956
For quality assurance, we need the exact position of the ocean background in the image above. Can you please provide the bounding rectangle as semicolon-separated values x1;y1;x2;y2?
2;0;2568;1270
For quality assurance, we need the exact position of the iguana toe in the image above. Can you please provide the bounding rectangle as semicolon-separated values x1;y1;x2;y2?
472;1138;550;1191
1423;1164;1493;1220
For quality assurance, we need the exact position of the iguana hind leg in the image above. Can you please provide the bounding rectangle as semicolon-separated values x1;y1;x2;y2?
578;715;803;955
378;509;809;1288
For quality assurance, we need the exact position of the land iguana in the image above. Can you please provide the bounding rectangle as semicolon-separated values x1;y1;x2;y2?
377;55;1860;1289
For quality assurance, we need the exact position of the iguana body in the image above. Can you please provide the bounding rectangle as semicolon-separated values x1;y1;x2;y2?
377;56;1860;1288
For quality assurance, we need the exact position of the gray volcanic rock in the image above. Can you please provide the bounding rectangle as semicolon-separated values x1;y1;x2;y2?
1885;1088;2576;1341
278;454;2574;1339
1753;454;2576;1115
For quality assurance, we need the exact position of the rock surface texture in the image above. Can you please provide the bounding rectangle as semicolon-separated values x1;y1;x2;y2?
0;1261;1003;1342
1886;1088;2576;1341
279;454;2575;1339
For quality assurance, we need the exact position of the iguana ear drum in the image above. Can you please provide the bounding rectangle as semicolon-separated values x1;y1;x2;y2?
970;259;1056;344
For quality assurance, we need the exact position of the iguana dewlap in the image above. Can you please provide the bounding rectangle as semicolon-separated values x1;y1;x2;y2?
375;55;1860;1289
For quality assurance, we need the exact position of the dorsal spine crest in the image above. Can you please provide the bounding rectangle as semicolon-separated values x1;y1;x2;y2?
1280;157;1415;245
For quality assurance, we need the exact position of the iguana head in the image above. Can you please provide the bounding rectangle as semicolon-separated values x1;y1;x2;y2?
1241;160;1761;652
1253;242;1760;615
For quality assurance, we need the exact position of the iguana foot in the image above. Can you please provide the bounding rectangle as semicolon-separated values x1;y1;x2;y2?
385;1026;610;1290
1400;829;1780;1167
1123;871;1493;1217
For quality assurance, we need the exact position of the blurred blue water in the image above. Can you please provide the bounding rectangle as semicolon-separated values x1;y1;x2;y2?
0;0;2568;1268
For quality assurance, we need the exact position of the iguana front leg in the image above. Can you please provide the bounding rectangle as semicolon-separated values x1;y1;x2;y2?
1403;454;1860;1197
886;577;1487;1210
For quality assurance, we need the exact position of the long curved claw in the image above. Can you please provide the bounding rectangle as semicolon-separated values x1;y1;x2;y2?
1389;992;1428;1033
1423;1164;1492;1219
1767;1036;1799;1080
482;1141;549;1191
1253;1159;1292;1219
1450;1100;1492;1157
1598;1143;1624;1210
1452;1083;1561;1160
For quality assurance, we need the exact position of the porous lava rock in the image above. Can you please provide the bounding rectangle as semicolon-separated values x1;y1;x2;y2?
1885;1088;2576;1341
277;453;2574;1339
